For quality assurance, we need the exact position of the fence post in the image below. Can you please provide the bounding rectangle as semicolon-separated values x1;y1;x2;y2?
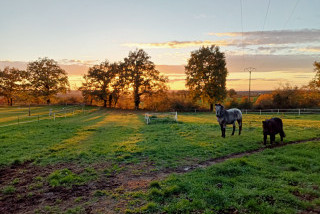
246;109;247;114
298;109;301;116
260;109;261;115
278;109;279;114
29;104;31;116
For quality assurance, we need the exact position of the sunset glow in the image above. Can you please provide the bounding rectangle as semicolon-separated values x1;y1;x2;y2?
0;0;319;91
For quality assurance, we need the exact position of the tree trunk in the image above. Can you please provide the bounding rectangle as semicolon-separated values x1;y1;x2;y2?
103;100;107;108
10;98;13;106
47;99;51;105
108;94;112;108
134;87;140;110
210;103;213;112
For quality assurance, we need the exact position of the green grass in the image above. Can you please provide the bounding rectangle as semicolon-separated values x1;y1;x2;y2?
144;140;320;213
0;109;319;168
0;108;319;213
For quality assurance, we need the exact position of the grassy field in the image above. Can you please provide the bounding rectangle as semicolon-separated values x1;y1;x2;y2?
0;106;319;213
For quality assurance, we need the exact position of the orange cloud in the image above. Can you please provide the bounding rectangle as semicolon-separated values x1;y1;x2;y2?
123;40;235;49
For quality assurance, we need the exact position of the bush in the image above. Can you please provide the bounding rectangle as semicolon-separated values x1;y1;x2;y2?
254;94;273;109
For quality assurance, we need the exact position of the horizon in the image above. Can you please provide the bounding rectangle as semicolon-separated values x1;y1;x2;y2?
1;0;319;91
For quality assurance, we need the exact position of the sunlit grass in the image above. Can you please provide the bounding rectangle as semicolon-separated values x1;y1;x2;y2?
142;140;320;213
0;110;319;167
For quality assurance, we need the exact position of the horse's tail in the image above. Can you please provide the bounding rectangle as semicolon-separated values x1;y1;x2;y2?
278;118;286;137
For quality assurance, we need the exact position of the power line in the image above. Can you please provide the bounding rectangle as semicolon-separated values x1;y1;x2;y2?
262;0;271;32
282;0;300;30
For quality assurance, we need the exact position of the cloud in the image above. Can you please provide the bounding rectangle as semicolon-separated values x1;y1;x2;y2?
298;46;320;53
59;59;99;66
123;40;234;49
123;29;320;52
209;29;320;46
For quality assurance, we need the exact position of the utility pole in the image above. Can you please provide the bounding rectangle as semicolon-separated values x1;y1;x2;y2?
245;67;255;104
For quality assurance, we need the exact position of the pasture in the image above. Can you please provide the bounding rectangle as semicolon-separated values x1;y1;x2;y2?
0;106;319;213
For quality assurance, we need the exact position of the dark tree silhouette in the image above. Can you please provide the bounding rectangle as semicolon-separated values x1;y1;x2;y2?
122;49;168;110
81;61;122;107
0;67;27;106
185;45;228;111
26;58;69;104
310;61;320;89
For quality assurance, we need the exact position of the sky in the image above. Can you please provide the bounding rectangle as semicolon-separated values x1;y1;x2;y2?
0;0;320;91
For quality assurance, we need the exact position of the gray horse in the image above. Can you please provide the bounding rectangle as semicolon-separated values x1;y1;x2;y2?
215;104;242;138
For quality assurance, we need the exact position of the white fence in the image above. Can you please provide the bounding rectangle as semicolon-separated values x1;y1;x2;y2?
241;108;320;115
0;105;93;128
145;112;178;124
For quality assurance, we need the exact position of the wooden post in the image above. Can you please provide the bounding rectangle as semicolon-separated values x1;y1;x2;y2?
260;109;261;115
298;109;301;116
278;109;279;114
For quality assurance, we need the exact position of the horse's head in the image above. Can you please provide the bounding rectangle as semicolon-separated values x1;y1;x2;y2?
215;104;224;117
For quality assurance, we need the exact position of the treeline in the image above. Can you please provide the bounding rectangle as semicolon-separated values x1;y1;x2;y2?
80;45;228;111
80;49;168;110
0;58;69;105
1;46;320;110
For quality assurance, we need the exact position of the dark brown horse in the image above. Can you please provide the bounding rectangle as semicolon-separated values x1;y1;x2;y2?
262;117;286;145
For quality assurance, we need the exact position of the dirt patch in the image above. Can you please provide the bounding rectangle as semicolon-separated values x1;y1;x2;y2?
292;190;318;201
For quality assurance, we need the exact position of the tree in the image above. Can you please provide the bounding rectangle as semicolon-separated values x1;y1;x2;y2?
0;67;27;106
228;89;237;97
80;61;122;108
122;49;168;110
185;45;228;111
309;61;320;89
26;58;69;104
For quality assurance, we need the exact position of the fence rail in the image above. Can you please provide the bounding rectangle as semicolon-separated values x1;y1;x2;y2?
241;108;320;115
0;104;95;128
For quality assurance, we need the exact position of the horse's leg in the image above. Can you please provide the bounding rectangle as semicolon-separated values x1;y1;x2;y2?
280;133;284;143
238;119;242;135
280;130;285;143
220;123;225;138
232;122;235;135
264;134;267;145
270;134;275;144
